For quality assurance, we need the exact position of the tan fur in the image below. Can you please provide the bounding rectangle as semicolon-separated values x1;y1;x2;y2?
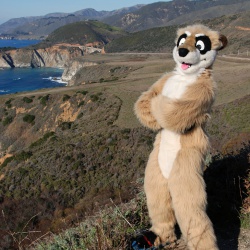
177;24;222;50
145;133;177;243
151;69;216;134
134;73;172;130
135;25;227;250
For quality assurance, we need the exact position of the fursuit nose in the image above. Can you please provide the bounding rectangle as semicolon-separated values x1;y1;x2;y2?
178;48;189;57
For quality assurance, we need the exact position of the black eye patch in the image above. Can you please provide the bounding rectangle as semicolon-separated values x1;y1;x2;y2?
177;33;187;47
195;36;211;54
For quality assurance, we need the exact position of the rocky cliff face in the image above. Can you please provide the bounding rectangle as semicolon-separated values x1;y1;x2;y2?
0;44;84;68
62;60;98;84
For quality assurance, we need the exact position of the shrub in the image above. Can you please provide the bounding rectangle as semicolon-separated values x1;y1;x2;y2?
40;94;50;106
63;94;71;102
22;97;33;103
5;99;13;107
0;151;32;169
90;94;99;102
78;101;85;107
0;156;14;169
30;131;55;148
2;116;13;126
77;113;84;119
23;114;35;124
77;90;88;95
59;122;73;130
15;151;33;161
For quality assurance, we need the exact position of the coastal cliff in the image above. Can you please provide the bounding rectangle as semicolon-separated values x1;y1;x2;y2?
0;44;84;68
62;60;98;83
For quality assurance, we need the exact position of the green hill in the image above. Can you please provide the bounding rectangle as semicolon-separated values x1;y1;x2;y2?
105;25;177;53
35;20;127;48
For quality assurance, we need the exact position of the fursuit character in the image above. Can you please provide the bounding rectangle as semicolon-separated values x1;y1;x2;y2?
134;24;227;250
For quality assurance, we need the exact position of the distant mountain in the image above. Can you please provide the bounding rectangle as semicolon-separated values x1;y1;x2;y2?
6;15;89;39
105;10;250;54
102;0;250;32
0;16;42;34
1;0;250;40
0;5;143;39
73;5;145;18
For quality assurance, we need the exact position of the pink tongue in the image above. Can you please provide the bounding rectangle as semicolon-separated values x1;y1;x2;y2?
181;63;189;70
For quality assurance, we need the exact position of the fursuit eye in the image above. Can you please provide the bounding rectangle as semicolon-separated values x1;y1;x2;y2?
177;34;187;47
179;37;186;46
196;40;205;51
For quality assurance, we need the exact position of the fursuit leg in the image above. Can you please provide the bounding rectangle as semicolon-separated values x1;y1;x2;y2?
168;148;218;250
144;134;177;245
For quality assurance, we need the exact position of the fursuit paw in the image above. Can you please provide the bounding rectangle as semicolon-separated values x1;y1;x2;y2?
153;231;177;247
131;230;157;249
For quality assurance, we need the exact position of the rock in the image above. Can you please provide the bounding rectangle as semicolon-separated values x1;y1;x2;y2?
0;44;84;68
61;60;98;83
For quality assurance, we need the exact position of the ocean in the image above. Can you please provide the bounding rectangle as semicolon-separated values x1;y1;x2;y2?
0;68;66;95
0;40;67;95
0;39;40;48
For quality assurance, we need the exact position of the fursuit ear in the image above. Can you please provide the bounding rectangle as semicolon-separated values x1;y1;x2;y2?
218;34;228;50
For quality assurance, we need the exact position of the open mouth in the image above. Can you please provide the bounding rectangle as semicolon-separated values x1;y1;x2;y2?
181;62;192;70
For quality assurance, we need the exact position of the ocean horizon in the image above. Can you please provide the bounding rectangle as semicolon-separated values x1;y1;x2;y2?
0;40;67;95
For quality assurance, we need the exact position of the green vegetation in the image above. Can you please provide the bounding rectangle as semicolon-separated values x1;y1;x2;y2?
0;156;14;169
38;20;126;46
59;121;73;130
1;151;32;170
2;116;13;126
77;90;88;95
241;213;250;229
33;191;148;249
22;96;33;103
23;114;35;124
15;151;33;161
62;94;71;102
39;94;50;106
78;100;85;107
30;132;55;148
5;98;13;108
106;26;177;53
90;94;99;102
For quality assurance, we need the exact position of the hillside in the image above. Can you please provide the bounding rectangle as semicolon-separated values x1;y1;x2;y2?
0;16;43;35
41;20;127;47
105;10;250;54
0;53;249;249
102;0;250;32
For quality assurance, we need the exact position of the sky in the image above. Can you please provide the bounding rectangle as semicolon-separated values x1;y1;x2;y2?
0;0;171;24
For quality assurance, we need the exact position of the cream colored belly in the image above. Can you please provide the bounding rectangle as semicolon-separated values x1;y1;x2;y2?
159;129;181;179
